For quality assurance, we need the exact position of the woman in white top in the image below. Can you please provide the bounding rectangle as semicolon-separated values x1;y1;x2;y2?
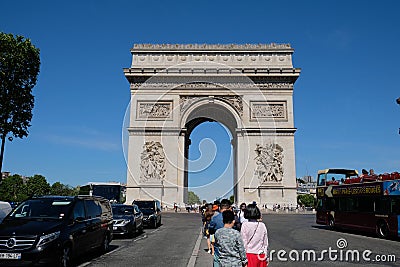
240;204;269;267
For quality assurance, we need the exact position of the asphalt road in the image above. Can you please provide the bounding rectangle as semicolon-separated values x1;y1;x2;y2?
77;212;201;267
74;212;400;267
265;214;400;267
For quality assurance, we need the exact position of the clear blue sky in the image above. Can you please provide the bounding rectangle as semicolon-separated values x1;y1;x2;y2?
1;0;399;202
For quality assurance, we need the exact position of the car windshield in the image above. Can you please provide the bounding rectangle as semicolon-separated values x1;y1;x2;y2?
112;206;134;215
9;199;72;219
134;201;154;210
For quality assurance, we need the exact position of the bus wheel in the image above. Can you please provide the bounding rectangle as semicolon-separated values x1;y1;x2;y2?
377;222;389;239
328;217;335;230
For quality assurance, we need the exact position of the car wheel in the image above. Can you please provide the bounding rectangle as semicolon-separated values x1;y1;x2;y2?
328;217;335;230
377;222;389;239
101;233;111;253
139;223;144;233
58;245;71;267
127;224;135;238
158;218;162;227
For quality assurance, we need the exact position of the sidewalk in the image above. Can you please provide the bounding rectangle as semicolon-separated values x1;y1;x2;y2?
193;232;213;267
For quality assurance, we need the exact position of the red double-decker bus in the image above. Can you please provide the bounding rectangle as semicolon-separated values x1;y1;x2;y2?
316;168;400;238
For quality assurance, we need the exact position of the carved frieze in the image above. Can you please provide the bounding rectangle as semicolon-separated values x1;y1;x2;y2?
137;101;172;120
180;96;202;113
132;43;292;50
250;101;287;120
140;141;166;183
254;143;284;183
180;95;243;116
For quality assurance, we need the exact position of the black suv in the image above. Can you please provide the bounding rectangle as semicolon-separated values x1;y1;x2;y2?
132;200;161;228
0;195;113;267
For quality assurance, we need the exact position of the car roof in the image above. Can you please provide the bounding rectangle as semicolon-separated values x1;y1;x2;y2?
30;195;108;201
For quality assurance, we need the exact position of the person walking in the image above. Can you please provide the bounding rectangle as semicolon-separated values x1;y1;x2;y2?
209;199;232;266
214;210;248;267
203;204;215;254
241;204;269;267
237;203;248;225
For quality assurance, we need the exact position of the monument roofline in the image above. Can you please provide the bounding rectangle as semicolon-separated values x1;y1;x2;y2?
131;43;293;52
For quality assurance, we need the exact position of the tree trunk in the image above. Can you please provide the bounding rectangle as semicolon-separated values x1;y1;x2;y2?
0;134;6;182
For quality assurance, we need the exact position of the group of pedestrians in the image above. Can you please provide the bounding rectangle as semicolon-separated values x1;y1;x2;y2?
202;199;269;267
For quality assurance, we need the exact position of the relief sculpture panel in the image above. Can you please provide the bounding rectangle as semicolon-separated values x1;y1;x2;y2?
137;101;172;120
250;101;287;120
254;143;284;183
140;141;166;183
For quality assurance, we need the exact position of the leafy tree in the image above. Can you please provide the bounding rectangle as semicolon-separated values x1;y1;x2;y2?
26;174;50;197
229;195;235;204
297;194;316;208
187;191;201;205
0;32;40;178
50;182;78;196
0;174;28;202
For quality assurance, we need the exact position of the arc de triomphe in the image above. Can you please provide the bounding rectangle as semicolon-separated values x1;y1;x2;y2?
123;44;301;207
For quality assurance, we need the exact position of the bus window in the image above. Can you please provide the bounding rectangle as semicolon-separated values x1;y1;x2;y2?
375;198;390;214
317;174;326;186
339;197;358;212
390;198;400;214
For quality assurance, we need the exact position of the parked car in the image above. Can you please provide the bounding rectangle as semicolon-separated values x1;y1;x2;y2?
112;204;143;237
132;200;161;228
0;195;113;267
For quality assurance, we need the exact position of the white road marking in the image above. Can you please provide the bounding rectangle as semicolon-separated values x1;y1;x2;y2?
187;228;203;267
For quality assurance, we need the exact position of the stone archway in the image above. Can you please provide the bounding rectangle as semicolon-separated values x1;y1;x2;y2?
182;99;240;203
123;44;301;208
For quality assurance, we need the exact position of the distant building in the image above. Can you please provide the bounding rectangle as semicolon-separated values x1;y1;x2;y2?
1;172;10;180
297;176;316;196
303;175;314;183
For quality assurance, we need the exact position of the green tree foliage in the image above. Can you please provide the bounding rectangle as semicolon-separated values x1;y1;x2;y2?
0;32;40;177
229;195;235;204
26;174;50;197
187;191;201;205
297;194;316;208
0;174;28;202
50;182;78;196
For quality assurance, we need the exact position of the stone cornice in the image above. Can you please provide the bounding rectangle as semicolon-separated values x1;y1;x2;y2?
131;43;293;52
123;67;301;75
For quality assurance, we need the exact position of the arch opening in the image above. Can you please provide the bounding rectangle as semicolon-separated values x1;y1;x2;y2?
183;102;239;204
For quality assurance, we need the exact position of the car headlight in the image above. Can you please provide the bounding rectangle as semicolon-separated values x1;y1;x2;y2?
37;231;60;247
122;219;131;225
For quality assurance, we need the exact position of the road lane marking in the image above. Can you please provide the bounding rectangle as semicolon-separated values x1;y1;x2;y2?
187;227;203;267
